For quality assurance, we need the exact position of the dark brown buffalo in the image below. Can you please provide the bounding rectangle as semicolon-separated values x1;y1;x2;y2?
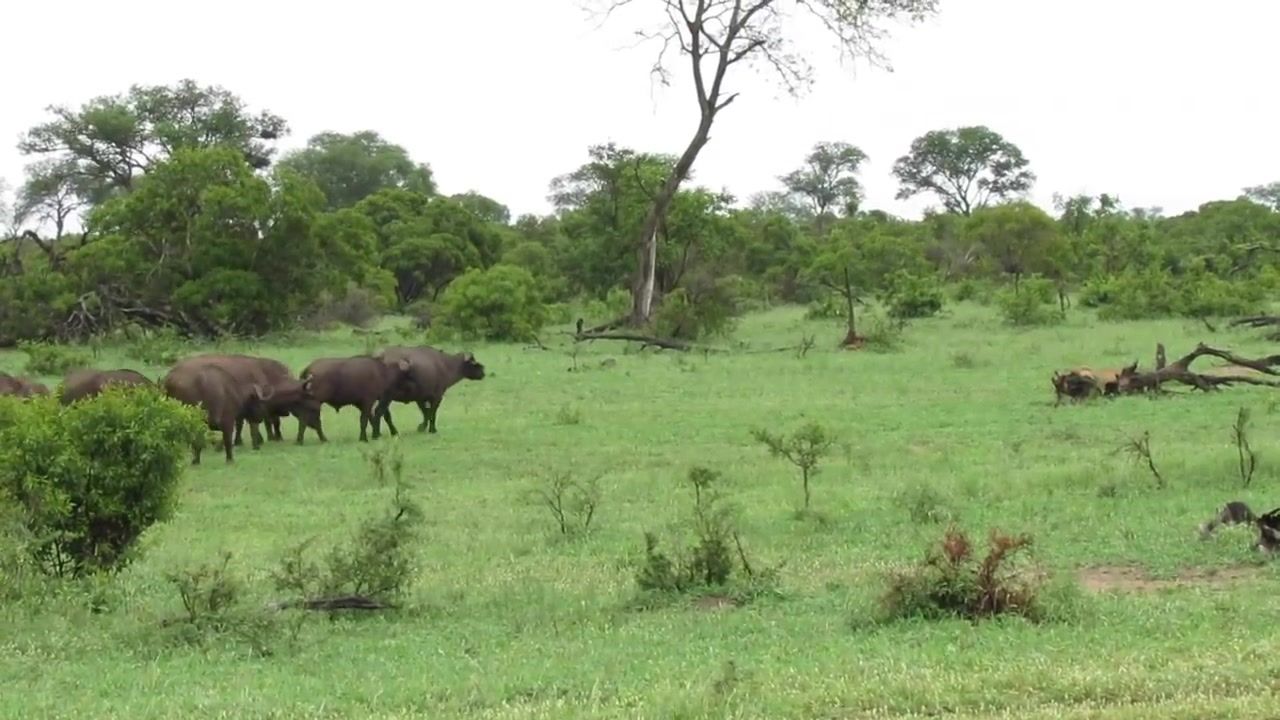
171;354;317;450
375;346;485;435
162;363;273;464
59;368;153;405
298;353;413;443
0;372;50;398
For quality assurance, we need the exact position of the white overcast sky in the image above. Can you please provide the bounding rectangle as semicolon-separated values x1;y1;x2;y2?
2;0;1278;223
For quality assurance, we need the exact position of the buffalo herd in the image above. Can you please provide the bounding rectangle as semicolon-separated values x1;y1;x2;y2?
0;345;486;464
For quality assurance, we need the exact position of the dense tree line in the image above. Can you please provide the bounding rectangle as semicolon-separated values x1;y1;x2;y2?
2;79;1279;346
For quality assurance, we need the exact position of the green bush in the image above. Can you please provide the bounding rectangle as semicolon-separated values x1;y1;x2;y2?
119;325;187;367
435;264;546;342
0;269;76;347
0;496;37;601
633;467;778;608
0;387;206;577
1080;270;1177;319
996;277;1061;326
949;278;997;304
1080;269;1268;320
303;284;387;330
805;295;848;320
880;526;1046;622
20;340;91;376
654;273;744;340
881;271;945;320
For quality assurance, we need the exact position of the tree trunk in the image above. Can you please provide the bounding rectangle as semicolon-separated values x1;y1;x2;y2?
844;266;857;337
628;115;714;326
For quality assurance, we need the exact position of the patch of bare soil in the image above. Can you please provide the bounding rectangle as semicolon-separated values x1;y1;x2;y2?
1078;564;1260;593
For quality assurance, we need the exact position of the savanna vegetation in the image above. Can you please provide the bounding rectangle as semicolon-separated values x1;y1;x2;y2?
4;0;1280;717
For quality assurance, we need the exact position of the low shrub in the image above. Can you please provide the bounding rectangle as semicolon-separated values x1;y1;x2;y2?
272;444;423;606
996;277;1061;326
805;295;847;320
0;387;206;578
882;270;945;320
0;496;38;601
20;340;91;376
435;264;546;342
164;552;279;655
303;284;386;330
654;273;745;340
862;312;905;353
633;467;779;608
880;526;1045;622
751;422;835;513
949;278;997;304
893;482;956;524
528;471;601;538
118;325;186;366
404;298;434;330
1081;268;1268;320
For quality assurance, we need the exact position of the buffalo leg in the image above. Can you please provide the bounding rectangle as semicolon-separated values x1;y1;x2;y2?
249;420;264;449
377;398;398;437
192;441;202;466
359;402;373;442
221;422;235;462
296;415;327;445
415;400;430;432
234;418;245;446
426;397;441;433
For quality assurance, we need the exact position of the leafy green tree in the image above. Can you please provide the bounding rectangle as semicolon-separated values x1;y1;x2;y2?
382;233;481;304
14;159;88;253
18;79;287;204
806;215;930;336
1158;198;1280;276
963;201;1060;289
747;190;813;222
596;0;940;325
737;207;817;301
892;126;1035;215
550;143;674;296
1244;182;1280;211
67;147;375;336
276;131;435;209
779;141;868;224
351;189;504;305
451;191;511;225
311;209;392;302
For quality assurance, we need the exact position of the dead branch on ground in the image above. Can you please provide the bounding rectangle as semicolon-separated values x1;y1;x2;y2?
574;330;692;351
267;595;393;612
1124;343;1280;393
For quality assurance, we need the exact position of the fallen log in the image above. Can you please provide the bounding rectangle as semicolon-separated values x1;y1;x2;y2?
1230;315;1280;341
574;330;692;351
1123;343;1280;393
267;595;393;612
1230;315;1280;329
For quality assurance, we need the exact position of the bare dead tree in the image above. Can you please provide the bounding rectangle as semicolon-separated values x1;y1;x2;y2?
593;0;940;327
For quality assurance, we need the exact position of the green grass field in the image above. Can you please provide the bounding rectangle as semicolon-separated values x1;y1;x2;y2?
5;303;1280;719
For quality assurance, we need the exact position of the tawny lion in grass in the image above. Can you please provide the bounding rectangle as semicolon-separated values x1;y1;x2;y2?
1051;361;1139;404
